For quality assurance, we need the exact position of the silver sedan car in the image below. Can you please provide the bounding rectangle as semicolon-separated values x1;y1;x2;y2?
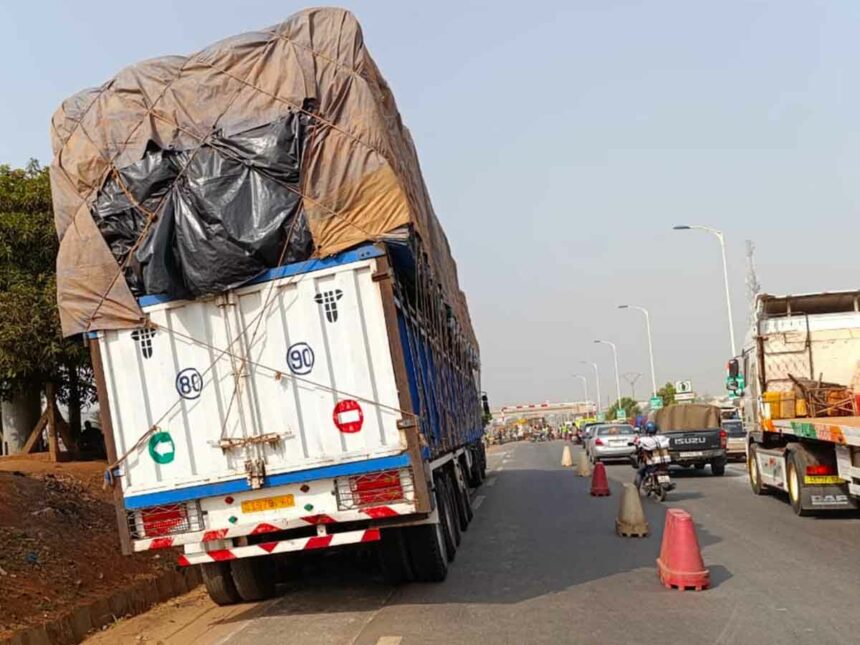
589;424;638;464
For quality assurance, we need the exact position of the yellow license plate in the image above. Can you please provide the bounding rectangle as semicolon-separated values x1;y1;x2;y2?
241;494;295;513
803;475;843;485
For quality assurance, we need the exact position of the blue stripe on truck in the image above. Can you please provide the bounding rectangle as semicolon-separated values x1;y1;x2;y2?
123;452;411;510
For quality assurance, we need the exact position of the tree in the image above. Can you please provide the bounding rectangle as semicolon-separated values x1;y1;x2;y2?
0;161;94;441
657;381;676;407
606;397;641;418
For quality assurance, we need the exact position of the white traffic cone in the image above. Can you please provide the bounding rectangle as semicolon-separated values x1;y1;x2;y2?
561;445;573;467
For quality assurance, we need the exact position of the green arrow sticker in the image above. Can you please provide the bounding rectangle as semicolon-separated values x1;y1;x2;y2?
148;431;176;465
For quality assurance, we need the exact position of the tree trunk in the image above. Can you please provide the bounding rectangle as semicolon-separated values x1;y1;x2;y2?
1;387;42;455
68;366;81;442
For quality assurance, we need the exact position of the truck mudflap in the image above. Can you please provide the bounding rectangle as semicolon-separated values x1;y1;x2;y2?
800;484;859;511
178;527;382;566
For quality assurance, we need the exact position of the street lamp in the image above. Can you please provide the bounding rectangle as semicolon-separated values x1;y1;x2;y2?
594;340;622;407
618;304;657;396
673;225;737;356
579;361;601;417
571;374;589;407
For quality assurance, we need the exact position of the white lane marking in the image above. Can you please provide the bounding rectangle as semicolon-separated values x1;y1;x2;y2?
497;465;505;471
472;495;485;510
376;638;403;645
485;477;497;487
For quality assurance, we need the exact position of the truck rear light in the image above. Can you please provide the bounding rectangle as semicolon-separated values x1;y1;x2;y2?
806;464;835;476
594;438;604;446
335;468;414;511
719;430;727;449
128;502;204;540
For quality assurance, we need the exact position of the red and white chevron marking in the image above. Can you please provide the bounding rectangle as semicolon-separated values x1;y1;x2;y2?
177;528;381;566
133;503;412;552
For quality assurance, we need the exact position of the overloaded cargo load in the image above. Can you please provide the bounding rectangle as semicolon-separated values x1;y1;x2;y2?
49;6;473;349
50;8;486;594
654;404;720;432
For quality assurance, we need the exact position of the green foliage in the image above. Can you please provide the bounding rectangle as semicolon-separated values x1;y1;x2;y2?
0;161;94;405
657;381;676;407
606;397;640;418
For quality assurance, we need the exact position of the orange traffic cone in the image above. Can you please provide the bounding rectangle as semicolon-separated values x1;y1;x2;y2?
656;508;709;591
589;462;611;496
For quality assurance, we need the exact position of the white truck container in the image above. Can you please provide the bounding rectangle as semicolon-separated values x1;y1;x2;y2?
731;290;860;515
91;245;487;604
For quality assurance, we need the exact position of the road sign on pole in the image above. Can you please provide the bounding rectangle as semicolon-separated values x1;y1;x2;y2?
675;380;693;394
649;396;664;410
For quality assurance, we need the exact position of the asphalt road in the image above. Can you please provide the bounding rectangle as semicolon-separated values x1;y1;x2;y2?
88;441;860;645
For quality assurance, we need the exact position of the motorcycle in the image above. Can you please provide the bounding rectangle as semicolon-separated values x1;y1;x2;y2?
633;446;676;502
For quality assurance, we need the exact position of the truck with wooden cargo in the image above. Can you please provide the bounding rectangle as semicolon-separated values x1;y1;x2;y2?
728;290;860;515
49;8;486;603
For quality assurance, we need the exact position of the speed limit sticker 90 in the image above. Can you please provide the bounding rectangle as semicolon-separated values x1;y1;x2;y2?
286;342;315;375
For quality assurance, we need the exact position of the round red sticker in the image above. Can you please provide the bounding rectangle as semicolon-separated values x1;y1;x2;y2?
333;399;364;433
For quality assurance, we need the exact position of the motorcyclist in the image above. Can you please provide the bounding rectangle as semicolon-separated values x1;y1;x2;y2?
634;421;668;489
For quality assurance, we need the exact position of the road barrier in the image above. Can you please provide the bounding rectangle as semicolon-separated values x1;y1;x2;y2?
656;508;710;591
589;462;611;496
561;445;573;467
616;483;649;537
576;451;592;477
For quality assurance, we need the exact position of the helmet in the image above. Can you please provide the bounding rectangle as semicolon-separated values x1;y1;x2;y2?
644;421;658;435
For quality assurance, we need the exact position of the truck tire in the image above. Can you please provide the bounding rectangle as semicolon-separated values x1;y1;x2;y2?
405;522;448;582
230;557;277;602
467;448;484;487
440;475;461;553
453;465;473;531
478;443;487;479
377;527;414;584
748;444;767;495
711;460;726;476
201;562;242;606
787;452;812;517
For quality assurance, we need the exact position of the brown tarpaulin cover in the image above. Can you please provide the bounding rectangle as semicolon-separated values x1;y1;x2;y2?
49;7;474;343
654;404;721;432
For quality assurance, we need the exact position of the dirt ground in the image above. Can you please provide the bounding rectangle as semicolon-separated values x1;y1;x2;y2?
0;455;173;639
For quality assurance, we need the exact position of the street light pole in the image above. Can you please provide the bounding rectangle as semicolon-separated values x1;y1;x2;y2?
571;374;589;419
673;225;737;356
618;304;657;395
594;340;622;408
580;361;601;417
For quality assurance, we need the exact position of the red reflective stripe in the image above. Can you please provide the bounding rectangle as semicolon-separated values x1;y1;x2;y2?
363;506;397;519
361;528;381;543
259;542;278;553
301;514;336;525
250;523;280;535
149;537;174;550
208;549;237;562
305;535;333;550
177;554;190;567
202;529;228;542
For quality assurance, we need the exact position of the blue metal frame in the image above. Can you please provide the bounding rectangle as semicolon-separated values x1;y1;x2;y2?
123;452;410;510
137;245;384;308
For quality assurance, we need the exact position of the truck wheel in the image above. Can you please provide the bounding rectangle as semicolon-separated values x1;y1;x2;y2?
433;477;458;561
748;445;767;495
693;463;705;470
230;557;277;602
405;522;448;582
201;562;242;606
377;527;414;584
441;475;462;550
787;453;812;516
711;461;726;476
453;465;473;531
478;443;487;479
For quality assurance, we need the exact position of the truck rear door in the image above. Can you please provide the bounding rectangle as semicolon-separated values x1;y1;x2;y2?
667;430;722;458
96;247;406;501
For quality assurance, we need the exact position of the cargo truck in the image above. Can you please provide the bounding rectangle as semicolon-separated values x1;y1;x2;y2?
728;290;860;515
50;8;487;603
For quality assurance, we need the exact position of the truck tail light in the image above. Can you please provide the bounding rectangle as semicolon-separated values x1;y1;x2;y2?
335;468;414;511
719;430;727;449
594;438;604;446
806;464;835;476
128;502;204;540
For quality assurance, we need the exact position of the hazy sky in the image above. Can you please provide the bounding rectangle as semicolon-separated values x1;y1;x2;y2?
2;1;858;407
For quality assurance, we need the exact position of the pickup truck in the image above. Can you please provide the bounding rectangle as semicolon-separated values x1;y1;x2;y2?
653;404;727;476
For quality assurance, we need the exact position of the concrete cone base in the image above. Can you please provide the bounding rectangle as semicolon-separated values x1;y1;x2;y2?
576;451;592;477
616;482;649;537
561;445;573;467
